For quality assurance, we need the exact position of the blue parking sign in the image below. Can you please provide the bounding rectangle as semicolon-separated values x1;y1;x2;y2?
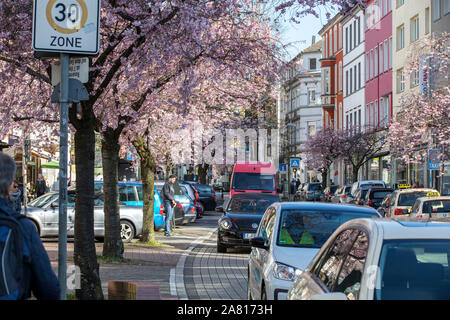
428;149;440;170
280;164;287;172
290;158;300;169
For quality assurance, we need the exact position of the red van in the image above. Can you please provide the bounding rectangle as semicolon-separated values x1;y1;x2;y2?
230;162;277;197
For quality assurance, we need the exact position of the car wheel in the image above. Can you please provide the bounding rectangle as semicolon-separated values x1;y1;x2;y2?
120;220;135;243
217;237;227;253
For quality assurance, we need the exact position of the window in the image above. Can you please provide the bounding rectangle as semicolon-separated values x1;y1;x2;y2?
313;229;360;291
366;54;370;81
334;26;337;54
397;24;405;50
310;58;317;70
389;37;393;69
410;16;419;42
346;114;349;129
383;0;388;16
358;109;361;129
307;121;316;137
384;40;388;72
308;89;316;104
433;0;442;21
334;231;369;300
350;68;353;93
357;17;361;44
346;70;349;96
397;68;405;92
379;43;384;73
339;62;343;91
354;65;357;91
396;0;404;8
358;63;361;89
426;7;430;34
375;100;379;128
325;69;330;94
374;46;378;77
370;50;374;79
365;104;370;126
388;0;392;12
384;96;390;126
345;27;349;54
410;69;419;87
370;102;374;128
349;25;353;51
354;20;357;48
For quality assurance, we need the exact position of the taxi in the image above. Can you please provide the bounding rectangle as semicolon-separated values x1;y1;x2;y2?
385;188;440;217
410;196;450;219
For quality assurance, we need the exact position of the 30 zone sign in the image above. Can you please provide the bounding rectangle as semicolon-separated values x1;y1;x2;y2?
33;0;100;55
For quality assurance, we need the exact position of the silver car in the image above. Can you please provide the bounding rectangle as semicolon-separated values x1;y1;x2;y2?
25;190;143;242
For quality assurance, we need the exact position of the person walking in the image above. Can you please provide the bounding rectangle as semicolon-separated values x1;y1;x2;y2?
162;174;177;237
7;181;22;215
35;174;47;198
0;152;60;299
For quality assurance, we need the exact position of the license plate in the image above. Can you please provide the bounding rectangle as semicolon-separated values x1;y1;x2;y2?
243;233;256;239
433;212;449;218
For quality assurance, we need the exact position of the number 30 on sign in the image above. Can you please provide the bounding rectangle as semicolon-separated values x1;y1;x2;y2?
33;0;100;55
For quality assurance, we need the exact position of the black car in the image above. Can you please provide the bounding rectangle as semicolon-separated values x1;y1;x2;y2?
191;183;217;211
351;188;371;205
364;188;394;209
216;193;280;253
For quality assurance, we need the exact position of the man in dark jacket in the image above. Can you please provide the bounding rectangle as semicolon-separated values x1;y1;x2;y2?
35;174;47;198
0;152;60;300
162;175;177;236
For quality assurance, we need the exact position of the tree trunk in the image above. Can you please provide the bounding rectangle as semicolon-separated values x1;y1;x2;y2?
352;165;360;183
134;137;156;243
101;129;124;258
198;164;209;184
321;170;328;190
73;118;104;300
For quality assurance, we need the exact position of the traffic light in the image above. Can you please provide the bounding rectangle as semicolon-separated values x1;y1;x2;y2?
293;168;297;173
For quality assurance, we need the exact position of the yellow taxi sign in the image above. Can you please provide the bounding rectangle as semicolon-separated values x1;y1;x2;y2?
426;191;440;197
398;184;411;189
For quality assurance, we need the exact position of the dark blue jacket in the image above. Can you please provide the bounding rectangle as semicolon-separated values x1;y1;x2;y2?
0;197;60;300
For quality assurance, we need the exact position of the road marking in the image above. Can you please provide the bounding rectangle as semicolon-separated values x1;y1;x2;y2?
172;228;217;300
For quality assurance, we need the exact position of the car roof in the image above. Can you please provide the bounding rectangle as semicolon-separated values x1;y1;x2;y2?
395;188;438;193
274;202;379;214
334;218;450;240
416;196;450;202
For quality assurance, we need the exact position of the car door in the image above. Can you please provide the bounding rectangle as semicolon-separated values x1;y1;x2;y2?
249;207;277;299
93;191;106;236
42;193;61;236
289;229;360;300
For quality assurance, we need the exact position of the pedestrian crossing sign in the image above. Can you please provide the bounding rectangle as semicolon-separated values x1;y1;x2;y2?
290;158;300;169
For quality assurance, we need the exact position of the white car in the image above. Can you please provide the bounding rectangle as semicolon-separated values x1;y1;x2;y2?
287;218;450;300
247;202;381;300
410;196;450;218
350;180;386;197
385;188;440;217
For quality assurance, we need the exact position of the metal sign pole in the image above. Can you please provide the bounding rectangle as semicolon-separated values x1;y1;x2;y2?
58;53;69;300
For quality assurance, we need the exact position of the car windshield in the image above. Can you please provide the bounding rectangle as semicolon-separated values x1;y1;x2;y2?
28;193;58;208
372;191;392;199
359;189;369;199
194;184;213;193
422;200;450;214
277;209;379;248
309;184;322;191
361;183;384;188
376;240;450;300
398;192;429;206
330;186;339;194
344;186;352;194
227;197;279;214
232;173;275;191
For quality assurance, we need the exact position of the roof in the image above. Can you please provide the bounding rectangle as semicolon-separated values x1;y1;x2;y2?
275;202;379;214
415;196;450;202
394;188;438;193
289;40;322;63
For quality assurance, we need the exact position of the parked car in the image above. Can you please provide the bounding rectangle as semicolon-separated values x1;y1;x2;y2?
247;202;381;300
216;193;280;253
351;180;386;197
179;182;201;221
331;185;352;204
299;182;323;201
410;196;450;219
94;181;164;230
385;188;440;217
350;188;371;205
230;162;277;197
191;183;217;211
154;180;186;225
364;188;394;209
26;189;143;242
287;218;450;300
321;185;340;202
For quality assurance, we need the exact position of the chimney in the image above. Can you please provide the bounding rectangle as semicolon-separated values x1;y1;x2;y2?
312;36;316;45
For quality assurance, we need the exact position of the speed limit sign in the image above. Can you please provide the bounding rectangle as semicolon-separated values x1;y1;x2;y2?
32;0;100;55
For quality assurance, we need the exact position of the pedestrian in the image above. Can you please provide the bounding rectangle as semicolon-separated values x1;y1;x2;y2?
7;180;22;215
35;174;47;198
0;152;60;299
162;174;177;236
296;178;301;190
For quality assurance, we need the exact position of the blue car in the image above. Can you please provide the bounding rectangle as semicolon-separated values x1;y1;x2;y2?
94;181;165;230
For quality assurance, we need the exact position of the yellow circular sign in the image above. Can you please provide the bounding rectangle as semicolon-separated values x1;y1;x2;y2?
46;0;88;34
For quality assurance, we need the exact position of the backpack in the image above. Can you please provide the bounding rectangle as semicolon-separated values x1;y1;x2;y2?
0;212;31;300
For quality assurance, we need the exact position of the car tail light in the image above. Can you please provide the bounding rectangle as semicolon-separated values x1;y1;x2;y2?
190;207;196;213
368;200;374;207
176;203;183;210
394;208;406;215
328;192;331;196
417;215;422;218
342;195;348;199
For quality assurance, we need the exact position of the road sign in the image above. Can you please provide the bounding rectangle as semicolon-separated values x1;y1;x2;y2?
51;57;89;85
428;149;440;170
32;0;101;55
290;158;300;169
280;163;287;172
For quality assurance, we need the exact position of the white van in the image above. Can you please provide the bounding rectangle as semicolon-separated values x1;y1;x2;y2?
351;180;386;197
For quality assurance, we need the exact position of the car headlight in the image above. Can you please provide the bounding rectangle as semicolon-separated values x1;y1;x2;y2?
272;262;301;281
220;219;232;230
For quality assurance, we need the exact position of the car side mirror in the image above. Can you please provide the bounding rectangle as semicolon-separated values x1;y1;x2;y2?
215;206;224;213
310;293;348;300
50;202;58;209
250;236;269;250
